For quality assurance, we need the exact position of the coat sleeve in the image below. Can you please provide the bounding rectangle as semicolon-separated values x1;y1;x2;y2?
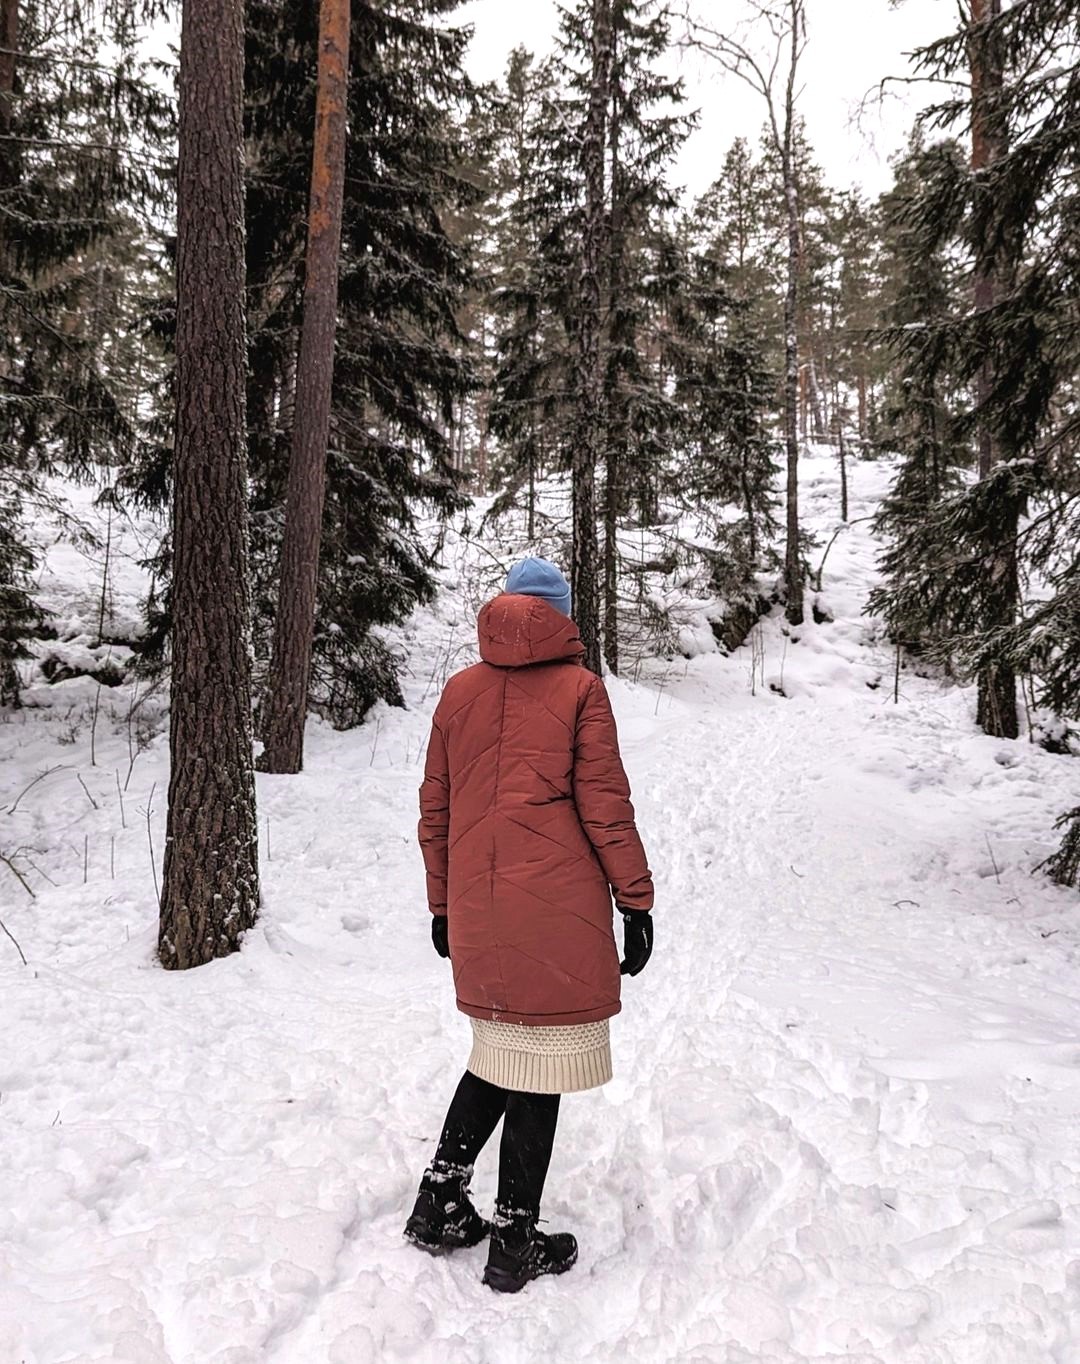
418;715;450;916
572;675;654;911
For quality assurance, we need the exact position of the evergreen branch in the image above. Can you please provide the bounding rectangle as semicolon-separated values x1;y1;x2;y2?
0;132;174;172
0;43;161;76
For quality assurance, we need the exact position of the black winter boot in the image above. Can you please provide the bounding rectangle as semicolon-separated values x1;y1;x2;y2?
403;1162;489;1254
482;1209;578;1292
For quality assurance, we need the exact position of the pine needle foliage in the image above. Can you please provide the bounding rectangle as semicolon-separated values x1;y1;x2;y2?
0;0;173;697
870;0;1080;878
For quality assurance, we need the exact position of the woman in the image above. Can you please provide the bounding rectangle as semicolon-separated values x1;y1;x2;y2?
404;557;654;1293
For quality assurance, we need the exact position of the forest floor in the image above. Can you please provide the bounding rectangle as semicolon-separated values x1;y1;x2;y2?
2;455;1079;1363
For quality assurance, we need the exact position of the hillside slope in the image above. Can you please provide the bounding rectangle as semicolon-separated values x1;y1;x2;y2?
1;455;1078;1363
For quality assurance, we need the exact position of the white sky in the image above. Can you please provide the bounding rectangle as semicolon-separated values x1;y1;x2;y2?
457;0;955;201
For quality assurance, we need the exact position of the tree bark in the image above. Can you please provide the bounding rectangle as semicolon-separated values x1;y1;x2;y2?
160;0;260;969
572;0;611;675
781;1;804;626
807;353;826;442
603;30;624;677
261;0;351;772
969;0;1017;739
603;437;620;674
740;450;758;567
969;0;1002;482
0;0;18;191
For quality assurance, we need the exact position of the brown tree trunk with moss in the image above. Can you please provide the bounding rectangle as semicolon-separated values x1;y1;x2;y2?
780;9;804;626
261;0;351;772
0;0;15;129
0;0;18;207
969;0;1017;738
160;0;260;970
0;0;17;396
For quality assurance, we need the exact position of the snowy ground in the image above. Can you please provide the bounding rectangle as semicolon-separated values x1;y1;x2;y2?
2;457;1079;1363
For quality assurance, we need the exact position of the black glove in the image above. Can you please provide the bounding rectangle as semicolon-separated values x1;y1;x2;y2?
618;909;653;977
431;914;450;959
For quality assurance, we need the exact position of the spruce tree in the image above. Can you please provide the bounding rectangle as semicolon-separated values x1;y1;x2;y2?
485;47;567;535
247;0;477;726
598;0;689;669
672;208;778;578
128;0;477;726
873;0;1080;877
485;0;690;671
868;138;970;654
687;0;809;625
0;0;172;696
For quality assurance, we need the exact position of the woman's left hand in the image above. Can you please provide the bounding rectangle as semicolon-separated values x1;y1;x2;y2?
431;914;450;959
618;909;653;976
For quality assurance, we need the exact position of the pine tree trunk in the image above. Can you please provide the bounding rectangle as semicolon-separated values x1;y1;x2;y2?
969;0;1017;739
261;0;350;773
0;0;17;190
740;450;758;567
160;0;260;970
798;364;807;442
857;370;867;445
604;442;619;674
808;354;826;442
572;0;611;675
603;44;623;677
527;440;536;541
781;13;803;628
969;0;1002;483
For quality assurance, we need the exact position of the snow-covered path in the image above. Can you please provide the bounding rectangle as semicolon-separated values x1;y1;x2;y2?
2;459;1079;1362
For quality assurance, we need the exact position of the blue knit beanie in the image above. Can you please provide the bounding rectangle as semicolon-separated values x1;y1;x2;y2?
504;557;572;617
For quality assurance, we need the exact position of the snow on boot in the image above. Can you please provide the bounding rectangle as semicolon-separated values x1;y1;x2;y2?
482;1210;578;1293
403;1161;489;1253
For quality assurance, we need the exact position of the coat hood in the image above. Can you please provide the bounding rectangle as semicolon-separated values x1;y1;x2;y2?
477;592;585;668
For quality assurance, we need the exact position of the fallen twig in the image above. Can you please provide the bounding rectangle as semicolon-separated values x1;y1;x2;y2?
6;765;67;815
144;783;160;907
0;851;35;899
984;832;1002;884
0;916;28;966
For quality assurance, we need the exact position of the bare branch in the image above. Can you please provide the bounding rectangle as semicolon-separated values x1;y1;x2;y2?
0;852;35;902
6;765;68;815
0;914;28;967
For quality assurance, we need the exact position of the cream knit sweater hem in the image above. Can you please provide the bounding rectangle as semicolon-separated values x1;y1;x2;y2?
467;1018;612;1095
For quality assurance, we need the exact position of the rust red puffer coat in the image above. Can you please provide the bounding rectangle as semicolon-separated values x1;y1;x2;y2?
418;593;654;1026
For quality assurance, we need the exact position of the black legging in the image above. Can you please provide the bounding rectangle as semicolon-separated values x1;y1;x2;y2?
432;1070;560;1219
